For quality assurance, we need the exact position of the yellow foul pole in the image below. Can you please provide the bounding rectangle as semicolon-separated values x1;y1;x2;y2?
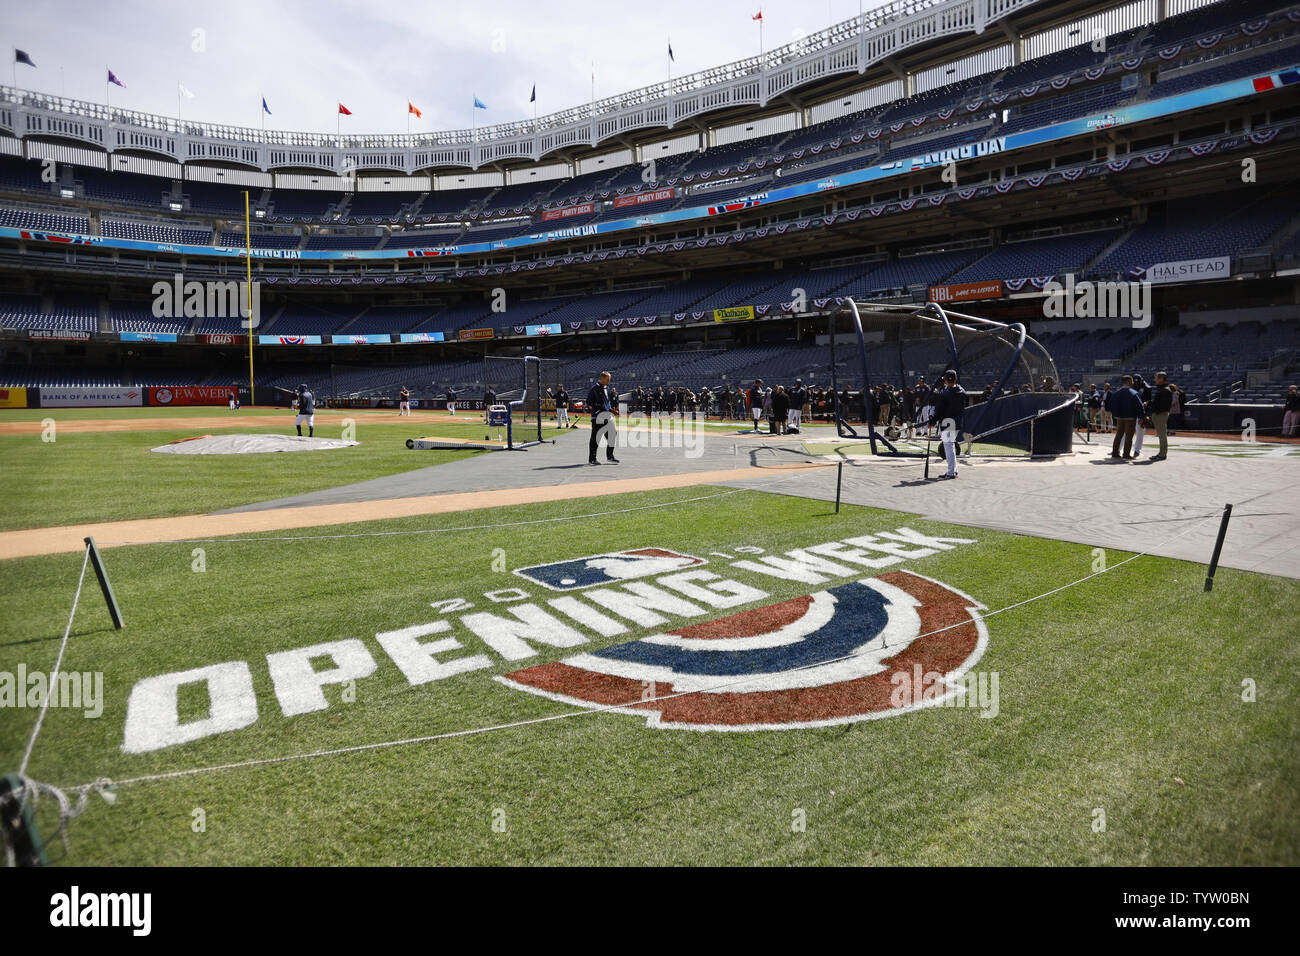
244;190;254;405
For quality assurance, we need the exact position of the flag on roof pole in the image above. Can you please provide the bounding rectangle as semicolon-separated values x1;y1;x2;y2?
107;68;125;87
529;84;536;103
408;101;421;118
178;83;194;99
15;49;35;68
752;10;762;19
473;96;487;109
262;97;271;115
338;102;352;115
668;42;674;62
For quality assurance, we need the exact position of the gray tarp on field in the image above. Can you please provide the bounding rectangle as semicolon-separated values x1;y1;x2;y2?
151;434;359;455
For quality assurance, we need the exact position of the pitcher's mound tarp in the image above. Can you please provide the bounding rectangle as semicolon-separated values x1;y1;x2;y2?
151;434;359;455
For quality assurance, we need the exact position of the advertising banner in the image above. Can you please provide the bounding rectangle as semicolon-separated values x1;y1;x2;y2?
1144;256;1231;285
525;323;562;336
713;306;755;323
28;329;92;341
148;386;242;406
398;332;446;343
199;333;246;345
929;280;1004;303
119;331;180;343
37;387;143;407
541;202;595;222
0;387;28;409
258;335;323;345
612;189;675;209
459;328;495;341
330;333;393;345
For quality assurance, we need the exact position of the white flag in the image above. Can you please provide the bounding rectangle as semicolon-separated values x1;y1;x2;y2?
178;83;195;99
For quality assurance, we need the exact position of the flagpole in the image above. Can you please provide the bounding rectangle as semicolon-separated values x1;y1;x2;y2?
244;189;254;406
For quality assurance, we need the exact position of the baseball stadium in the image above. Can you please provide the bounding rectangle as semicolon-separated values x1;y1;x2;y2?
1;0;1298;877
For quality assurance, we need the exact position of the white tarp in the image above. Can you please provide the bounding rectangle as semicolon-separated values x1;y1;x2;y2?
151;434;359;455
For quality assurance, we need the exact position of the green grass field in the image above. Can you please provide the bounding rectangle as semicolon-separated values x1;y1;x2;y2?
1;409;566;530
1;407;1297;866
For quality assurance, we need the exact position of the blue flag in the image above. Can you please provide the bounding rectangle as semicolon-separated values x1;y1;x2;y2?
15;49;35;68
529;85;535;103
668;42;674;62
473;96;487;109
262;97;272;115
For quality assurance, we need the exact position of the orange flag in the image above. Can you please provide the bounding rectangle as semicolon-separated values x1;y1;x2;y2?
408;102;422;119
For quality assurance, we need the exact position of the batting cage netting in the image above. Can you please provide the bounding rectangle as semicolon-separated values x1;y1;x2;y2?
483;355;564;437
828;299;1075;457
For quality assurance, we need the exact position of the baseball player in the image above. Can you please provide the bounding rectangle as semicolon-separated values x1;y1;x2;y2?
294;384;315;438
445;386;457;416
399;386;411;416
931;370;965;479
555;385;571;429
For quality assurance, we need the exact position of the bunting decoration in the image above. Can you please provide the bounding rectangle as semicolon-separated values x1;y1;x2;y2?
1249;128;1278;145
1084;66;1106;80
1107;158;1132;172
1121;55;1144;70
995;180;1016;193
1240;18;1268;35
1196;33;1224;49
1157;45;1182;60
1143;150;1170;166
1050;77;1070;90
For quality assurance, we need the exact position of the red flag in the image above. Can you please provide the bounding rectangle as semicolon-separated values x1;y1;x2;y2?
408;102;421;118
752;10;762;20
338;103;352;115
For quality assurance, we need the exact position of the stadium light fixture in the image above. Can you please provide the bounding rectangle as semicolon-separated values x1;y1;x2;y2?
60;187;75;199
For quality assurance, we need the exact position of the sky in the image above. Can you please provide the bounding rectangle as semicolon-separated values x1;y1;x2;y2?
1;0;896;137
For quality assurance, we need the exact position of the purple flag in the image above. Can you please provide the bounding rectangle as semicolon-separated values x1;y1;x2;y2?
108;69;126;88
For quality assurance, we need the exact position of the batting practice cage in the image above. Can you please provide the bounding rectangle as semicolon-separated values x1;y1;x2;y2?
827;299;1076;459
483;355;562;449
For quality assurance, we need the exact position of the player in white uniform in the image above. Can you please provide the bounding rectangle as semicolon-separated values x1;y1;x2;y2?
294;384;315;437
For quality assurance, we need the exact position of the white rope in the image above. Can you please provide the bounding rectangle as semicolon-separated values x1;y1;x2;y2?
18;546;90;777
61;507;1223;796
4;774;114;866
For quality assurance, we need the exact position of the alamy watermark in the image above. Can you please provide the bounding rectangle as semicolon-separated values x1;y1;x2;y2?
1;666;103;718
151;274;261;328
1042;274;1151;329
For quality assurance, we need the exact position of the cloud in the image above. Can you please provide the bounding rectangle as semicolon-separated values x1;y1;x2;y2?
1;0;892;136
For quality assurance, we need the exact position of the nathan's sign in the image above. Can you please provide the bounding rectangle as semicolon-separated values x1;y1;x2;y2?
541;202;595;222
714;306;755;324
929;280;1004;303
148;386;241;407
612;188;674;209
199;333;246;345
459;327;495;341
118;527;992;754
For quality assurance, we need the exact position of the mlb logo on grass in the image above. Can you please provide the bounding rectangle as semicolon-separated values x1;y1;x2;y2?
515;548;706;590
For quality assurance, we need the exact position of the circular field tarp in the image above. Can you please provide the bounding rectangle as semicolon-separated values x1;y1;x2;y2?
151;434;359;455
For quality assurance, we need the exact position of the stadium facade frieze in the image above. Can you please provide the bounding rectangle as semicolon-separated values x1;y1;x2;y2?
0;0;1044;174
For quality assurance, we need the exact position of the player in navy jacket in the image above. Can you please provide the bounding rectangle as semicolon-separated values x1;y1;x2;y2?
931;370;965;479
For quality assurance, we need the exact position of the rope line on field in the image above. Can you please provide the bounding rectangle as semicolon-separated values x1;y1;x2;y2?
18;547;90;778
54;506;1224;797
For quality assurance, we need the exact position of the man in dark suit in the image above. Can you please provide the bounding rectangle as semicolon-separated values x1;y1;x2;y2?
588;371;619;464
932;369;965;479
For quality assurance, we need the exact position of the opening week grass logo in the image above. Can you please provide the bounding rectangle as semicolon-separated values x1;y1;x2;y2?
500;570;988;731
119;528;988;753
